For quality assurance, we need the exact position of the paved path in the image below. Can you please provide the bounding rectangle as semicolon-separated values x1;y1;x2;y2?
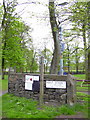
0;90;8;96
56;112;87;119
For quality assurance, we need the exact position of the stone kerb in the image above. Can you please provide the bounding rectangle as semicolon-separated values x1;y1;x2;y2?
8;73;76;105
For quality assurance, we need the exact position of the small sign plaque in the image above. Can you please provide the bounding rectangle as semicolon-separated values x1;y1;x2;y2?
25;75;40;90
46;81;66;89
33;76;39;81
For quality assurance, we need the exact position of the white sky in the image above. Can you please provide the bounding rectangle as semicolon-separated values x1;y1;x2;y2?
1;0;84;52
16;0;54;51
16;0;74;52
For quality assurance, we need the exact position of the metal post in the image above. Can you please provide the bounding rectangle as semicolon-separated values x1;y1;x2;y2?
56;2;68;75
59;26;64;75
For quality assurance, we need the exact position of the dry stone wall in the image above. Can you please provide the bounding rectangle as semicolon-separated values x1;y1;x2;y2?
8;73;76;105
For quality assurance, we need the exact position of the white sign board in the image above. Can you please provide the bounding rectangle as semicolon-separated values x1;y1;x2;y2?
25;75;39;90
25;82;32;90
46;81;66;89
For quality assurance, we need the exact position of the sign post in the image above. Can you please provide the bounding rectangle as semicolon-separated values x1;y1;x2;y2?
39;56;44;106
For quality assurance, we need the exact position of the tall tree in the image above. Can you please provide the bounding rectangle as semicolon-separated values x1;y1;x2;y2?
1;0;27;78
0;4;3;75
69;2;88;79
49;0;60;74
87;1;90;80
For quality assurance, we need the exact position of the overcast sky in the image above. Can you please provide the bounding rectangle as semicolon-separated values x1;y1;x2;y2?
1;0;84;52
15;0;74;52
16;0;54;52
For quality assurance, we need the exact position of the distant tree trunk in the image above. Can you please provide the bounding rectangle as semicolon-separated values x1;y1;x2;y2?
14;66;16;73
30;51;36;73
49;0;60;74
75;48;79;74
86;1;90;80
20;68;23;73
67;44;70;73
87;49;90;80
82;23;87;79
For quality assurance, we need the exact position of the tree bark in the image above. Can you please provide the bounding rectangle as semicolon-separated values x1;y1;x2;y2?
75;48;79;74
2;0;7;80
49;1;60;74
86;1;90;80
67;44;70;73
82;24;88;79
87;49;90;80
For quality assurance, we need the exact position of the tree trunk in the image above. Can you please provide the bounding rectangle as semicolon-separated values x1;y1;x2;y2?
14;66;16;73
2;58;5;80
1;0;7;80
49;1;60;74
75;48;79;74
86;1;90;80
82;24;87;79
67;44;70;73
87;49;90;80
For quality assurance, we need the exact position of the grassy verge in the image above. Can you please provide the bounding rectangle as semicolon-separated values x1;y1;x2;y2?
2;93;89;118
73;74;90;91
2;75;8;91
77;92;90;118
73;74;85;80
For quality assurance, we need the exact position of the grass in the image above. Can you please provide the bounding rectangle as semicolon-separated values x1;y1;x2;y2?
73;74;90;91
77;92;90;118
1;74;89;118
2;75;8;91
2;93;89;118
73;74;85;80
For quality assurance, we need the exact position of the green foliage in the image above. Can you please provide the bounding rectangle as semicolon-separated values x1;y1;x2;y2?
2;93;89;118
63;2;89;74
2;17;26;68
24;49;38;72
2;0;26;70
41;48;52;72
1;0;38;73
69;2;88;26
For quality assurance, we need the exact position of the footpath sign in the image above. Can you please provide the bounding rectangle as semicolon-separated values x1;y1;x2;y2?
46;81;66;89
25;75;40;91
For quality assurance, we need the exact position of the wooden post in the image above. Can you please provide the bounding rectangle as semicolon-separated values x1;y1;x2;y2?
39;56;44;106
67;74;77;106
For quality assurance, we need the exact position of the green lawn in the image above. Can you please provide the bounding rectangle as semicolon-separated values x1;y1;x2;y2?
73;74;90;91
2;93;89;118
73;74;85;80
1;74;89;118
2;75;8;91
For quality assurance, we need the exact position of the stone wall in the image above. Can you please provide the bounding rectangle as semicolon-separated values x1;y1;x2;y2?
8;73;76;105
